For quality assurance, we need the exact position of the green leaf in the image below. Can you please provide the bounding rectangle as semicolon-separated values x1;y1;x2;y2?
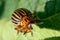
45;37;60;40
0;0;19;19
0;0;60;40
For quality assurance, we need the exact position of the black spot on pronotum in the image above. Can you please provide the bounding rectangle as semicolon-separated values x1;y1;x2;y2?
25;19;27;22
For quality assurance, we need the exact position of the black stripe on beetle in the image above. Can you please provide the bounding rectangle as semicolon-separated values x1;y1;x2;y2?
12;14;20;20
20;8;27;16
14;11;20;18
20;8;32;16
16;9;24;17
11;17;17;21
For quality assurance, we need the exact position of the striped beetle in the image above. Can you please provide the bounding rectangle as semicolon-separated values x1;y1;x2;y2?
11;8;35;35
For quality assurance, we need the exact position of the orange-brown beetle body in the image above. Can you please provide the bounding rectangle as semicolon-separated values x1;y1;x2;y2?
11;8;33;34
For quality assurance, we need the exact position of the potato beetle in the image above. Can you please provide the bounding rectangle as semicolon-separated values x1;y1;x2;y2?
11;8;36;35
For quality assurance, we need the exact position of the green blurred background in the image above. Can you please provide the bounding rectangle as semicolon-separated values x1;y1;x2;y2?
0;0;60;40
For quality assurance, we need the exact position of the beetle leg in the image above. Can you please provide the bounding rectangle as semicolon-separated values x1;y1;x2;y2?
24;31;27;35
31;30;33;36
